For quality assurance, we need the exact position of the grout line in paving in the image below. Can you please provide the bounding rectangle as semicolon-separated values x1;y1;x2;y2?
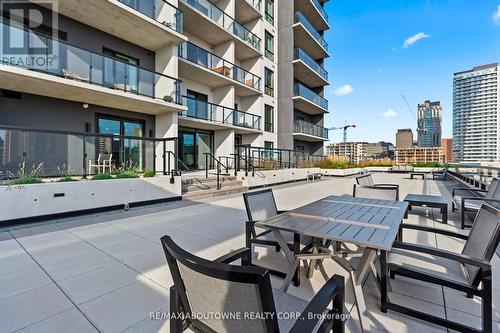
8;227;102;333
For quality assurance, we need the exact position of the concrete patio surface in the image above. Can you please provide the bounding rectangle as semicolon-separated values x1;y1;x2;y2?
0;174;499;333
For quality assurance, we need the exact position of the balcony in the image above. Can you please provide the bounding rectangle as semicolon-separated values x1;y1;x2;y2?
36;0;186;51
293;120;329;142
236;0;262;23
178;42;261;97
294;0;329;31
179;96;261;133
293;48;328;88
293;12;329;60
0;23;185;115
293;83;329;115
179;0;262;60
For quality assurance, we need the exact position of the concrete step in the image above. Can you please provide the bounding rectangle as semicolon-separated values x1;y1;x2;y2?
182;185;248;200
181;176;237;186
182;180;243;192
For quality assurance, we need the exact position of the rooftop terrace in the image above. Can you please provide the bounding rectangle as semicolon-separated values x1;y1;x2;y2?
0;174;498;333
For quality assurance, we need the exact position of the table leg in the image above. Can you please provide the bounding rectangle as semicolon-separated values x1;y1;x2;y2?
442;206;448;224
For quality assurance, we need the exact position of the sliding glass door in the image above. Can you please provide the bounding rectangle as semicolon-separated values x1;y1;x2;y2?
178;127;214;170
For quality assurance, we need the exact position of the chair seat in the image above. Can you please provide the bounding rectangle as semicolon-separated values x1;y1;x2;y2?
453;195;484;210
388;248;470;285
273;289;317;333
256;228;313;247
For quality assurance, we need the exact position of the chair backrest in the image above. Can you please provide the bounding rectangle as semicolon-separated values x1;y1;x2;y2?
356;174;375;186
161;236;279;333
462;204;500;285
485;178;499;199
98;153;112;163
243;188;279;222
353;184;398;201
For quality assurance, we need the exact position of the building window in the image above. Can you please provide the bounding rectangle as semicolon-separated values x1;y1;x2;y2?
264;68;274;97
264;104;274;132
265;31;274;61
265;141;274;149
265;0;274;25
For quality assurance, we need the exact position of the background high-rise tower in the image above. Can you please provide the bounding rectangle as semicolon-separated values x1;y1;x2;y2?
417;100;442;147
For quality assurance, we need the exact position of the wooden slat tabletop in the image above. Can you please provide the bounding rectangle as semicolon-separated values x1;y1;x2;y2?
256;195;408;251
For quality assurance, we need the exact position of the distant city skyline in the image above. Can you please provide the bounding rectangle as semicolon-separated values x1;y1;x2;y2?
323;0;500;143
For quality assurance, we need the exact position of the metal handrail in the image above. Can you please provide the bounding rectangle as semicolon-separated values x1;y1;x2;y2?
203;152;229;189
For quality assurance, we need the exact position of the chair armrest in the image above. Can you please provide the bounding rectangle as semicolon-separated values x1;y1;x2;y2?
461;196;500;208
400;224;468;240
374;183;399;188
290;275;345;333
393;241;490;269
452;188;487;196
214;247;251;264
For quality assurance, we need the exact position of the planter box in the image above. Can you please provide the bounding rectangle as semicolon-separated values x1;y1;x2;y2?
238;168;322;187
0;176;181;223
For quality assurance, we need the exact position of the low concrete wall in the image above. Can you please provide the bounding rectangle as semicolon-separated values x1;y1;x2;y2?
322;168;363;177
238;168;322;187
0;176;181;223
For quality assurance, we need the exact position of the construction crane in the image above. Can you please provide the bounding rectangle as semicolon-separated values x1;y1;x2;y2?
401;94;427;137
329;124;356;144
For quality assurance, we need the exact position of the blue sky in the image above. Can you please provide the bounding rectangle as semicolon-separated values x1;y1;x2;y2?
322;0;500;144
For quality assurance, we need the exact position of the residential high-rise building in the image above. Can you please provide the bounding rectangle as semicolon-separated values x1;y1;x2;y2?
0;0;332;172
327;142;367;164
417;100;442;147
278;0;330;155
396;129;414;148
453;63;500;162
441;138;453;163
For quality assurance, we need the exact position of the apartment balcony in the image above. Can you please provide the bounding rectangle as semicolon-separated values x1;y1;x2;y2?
293;48;329;88
178;42;262;97
293;83;329;115
179;96;262;134
294;0;329;31
293;12;329;60
235;0;262;24
179;0;262;60
0;23;186;115
36;0;186;51
293;120;329;142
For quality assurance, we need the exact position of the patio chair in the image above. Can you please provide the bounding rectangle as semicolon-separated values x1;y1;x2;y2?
381;204;499;333
432;169;447;180
88;153;112;174
452;178;500;229
243;189;313;286
355;174;399;194
161;235;345;333
352;184;399;201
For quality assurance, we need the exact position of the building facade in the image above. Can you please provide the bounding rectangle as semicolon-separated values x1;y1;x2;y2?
453;63;500;162
0;0;332;174
327;142;367;164
417;100;442;147
277;0;330;156
441;138;453;163
395;147;444;165
396;129;414;148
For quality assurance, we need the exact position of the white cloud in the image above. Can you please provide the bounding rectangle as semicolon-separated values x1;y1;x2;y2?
493;5;500;23
334;84;353;96
382;109;398;119
403;32;431;48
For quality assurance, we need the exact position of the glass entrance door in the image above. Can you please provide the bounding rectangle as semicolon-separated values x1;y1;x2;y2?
179;128;214;170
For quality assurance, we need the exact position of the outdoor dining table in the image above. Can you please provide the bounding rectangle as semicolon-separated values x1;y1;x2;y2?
255;194;409;333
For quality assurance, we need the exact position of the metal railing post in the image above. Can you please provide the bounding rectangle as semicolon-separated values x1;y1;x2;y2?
163;141;167;175
205;153;209;178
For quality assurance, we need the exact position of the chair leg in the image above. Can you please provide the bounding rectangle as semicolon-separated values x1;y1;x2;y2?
483;269;493;333
293;233;301;287
170;287;183;333
332;275;345;333
380;251;388;313
461;208;465;229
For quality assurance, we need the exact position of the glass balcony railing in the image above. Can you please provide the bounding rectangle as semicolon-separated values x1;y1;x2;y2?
294;12;328;52
294;83;328;110
0;22;182;104
294;120;328;139
181;96;261;130
178;42;261;91
181;0;261;51
246;0;262;12
294;48;328;81
118;0;184;33
310;0;328;22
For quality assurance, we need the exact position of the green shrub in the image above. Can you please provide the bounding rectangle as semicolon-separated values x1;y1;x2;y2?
143;170;155;178
91;173;114;180
314;156;352;169
57;176;78;183
115;171;139;179
410;162;449;168
10;176;43;185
